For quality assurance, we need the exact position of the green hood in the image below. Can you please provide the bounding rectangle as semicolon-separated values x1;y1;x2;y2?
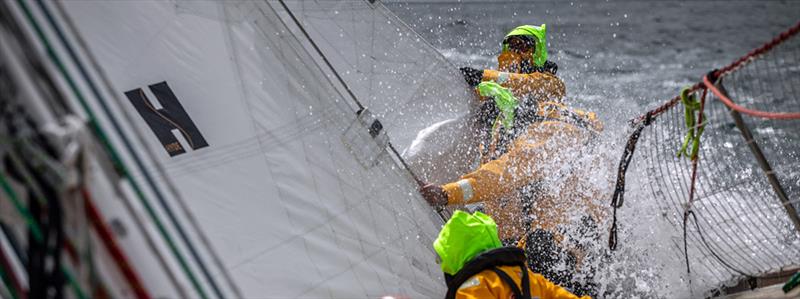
503;24;548;67
433;211;502;275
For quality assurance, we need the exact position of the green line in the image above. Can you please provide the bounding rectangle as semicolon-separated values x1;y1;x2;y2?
13;0;209;298
0;261;20;299
0;171;88;298
62;267;88;299
6;144;48;206
0;170;43;241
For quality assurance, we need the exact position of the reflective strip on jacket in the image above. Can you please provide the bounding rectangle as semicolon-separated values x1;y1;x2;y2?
453;265;590;299
443;121;596;240
446;69;603;240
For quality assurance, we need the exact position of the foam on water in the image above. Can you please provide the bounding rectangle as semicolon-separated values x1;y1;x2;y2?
387;1;800;297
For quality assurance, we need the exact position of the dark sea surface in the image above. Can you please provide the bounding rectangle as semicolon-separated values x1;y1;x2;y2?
385;1;800;297
385;1;799;122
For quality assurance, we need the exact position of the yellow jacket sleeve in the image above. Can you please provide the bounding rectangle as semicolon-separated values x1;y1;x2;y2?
443;121;589;205
529;271;591;299
454;266;589;299
482;69;566;102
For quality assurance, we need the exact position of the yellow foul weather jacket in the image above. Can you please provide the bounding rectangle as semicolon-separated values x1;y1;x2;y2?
443;69;603;241
434;212;588;299
452;265;590;299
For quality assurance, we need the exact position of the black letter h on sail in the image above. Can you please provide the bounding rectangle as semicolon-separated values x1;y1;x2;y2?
125;81;208;157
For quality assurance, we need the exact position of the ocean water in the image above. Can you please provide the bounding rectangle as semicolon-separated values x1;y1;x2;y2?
385;1;800;297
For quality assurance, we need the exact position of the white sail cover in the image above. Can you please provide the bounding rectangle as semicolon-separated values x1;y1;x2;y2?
13;0;478;297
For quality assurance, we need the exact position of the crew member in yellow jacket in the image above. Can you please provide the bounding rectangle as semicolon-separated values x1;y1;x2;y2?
434;210;589;299
421;24;605;297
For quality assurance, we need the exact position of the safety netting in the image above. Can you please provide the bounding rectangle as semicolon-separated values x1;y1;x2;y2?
610;22;800;293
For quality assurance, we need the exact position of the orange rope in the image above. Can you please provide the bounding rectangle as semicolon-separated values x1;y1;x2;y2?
632;21;800;125
703;75;800;120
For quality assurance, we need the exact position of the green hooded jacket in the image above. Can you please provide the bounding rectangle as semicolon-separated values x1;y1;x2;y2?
433;210;503;275
503;24;548;67
477;81;519;130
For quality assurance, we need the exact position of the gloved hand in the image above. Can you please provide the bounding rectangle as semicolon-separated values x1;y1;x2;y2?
420;183;448;207
459;67;483;87
541;60;558;75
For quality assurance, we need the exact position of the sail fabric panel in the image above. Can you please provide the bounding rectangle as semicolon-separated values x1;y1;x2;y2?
275;0;474;151
59;0;443;297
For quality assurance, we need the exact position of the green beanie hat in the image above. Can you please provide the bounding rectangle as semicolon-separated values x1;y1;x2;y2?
433;210;503;275
503;24;548;67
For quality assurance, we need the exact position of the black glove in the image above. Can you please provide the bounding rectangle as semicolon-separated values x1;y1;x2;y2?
541;60;558;75
459;67;483;87
420;183;448;207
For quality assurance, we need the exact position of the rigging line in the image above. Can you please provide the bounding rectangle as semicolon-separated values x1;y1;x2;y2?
229;175;412;271
0;170;88;299
695;130;787;266
372;2;459;70
44;5;227;292
687;211;753;278
153;108;339;175
3;127;82;298
0;158;42;242
276;0;362;111
0;261;20;299
83;140;189;299
709;81;796;264
82;188;152;299
138;107;340;180
16;1;213;298
277;0;425;186
4;144;47;207
36;0;237;297
705;75;800;119
656;98;788;270
659;113;764;272
0;229;23;299
685;103;779;269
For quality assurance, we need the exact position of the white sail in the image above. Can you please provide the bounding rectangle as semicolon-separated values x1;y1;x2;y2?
270;0;480;185
5;0;475;297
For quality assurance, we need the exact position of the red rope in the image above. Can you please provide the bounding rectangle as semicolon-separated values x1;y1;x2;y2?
0;239;26;299
703;75;800;119
82;188;152;299
631;82;704;125
682;86;708;274
688;87;707;204
632;21;800;125
716;21;800;77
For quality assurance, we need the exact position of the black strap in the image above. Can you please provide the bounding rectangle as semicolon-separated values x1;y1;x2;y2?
490;267;524;299
444;247;528;299
519;265;531;299
608;111;653;250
